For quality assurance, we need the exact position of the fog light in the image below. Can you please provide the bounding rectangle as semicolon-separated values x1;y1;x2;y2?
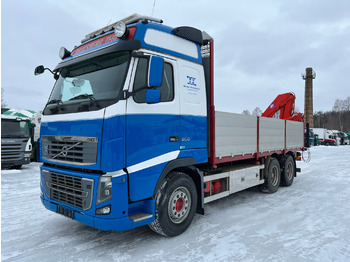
96;205;111;215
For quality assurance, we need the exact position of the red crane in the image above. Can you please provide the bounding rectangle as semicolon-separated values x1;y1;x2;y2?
262;92;303;122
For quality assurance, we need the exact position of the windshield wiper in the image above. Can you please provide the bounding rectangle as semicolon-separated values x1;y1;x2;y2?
69;94;94;101
46;99;64;113
46;99;62;105
69;94;100;108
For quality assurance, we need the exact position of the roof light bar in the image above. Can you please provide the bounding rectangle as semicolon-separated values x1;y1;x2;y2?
81;14;163;43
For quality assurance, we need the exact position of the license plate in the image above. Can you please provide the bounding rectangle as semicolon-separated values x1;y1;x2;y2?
57;205;74;219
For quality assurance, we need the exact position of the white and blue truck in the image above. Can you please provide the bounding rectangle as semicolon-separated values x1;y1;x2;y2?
35;15;305;236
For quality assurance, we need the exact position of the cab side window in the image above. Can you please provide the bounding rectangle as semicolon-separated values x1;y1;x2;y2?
133;58;174;103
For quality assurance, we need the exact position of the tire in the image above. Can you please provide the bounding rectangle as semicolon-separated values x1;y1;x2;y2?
281;155;295;187
260;157;281;193
149;172;197;237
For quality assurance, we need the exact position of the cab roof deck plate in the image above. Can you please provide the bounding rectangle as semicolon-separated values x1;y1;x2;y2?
172;26;203;45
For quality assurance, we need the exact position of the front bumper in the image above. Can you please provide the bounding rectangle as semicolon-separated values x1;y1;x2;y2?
40;165;154;231
1;154;30;168
40;196;134;231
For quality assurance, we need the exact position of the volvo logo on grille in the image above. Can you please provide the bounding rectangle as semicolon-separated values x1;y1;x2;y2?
52;142;82;160
61;146;69;157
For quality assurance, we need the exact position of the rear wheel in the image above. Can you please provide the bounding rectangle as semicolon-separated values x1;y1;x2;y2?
149;172;197;237
281;155;295;187
260;157;281;193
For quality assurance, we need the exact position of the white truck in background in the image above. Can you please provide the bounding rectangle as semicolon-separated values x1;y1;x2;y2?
313;128;337;146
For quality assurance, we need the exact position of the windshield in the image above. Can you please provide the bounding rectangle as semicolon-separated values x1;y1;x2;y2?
44;51;130;115
1;119;30;138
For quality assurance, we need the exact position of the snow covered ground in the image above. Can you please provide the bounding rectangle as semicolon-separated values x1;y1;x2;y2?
2;146;350;262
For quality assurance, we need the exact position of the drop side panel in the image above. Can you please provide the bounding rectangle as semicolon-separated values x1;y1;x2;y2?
215;112;257;158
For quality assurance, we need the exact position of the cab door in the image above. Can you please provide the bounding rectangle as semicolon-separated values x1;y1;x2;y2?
125;55;180;201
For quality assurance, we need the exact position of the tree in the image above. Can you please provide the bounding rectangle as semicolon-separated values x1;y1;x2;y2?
242;110;251;115
1;87;7;108
252;107;262;116
333;98;348;131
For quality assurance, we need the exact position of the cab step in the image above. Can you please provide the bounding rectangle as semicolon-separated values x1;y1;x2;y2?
129;213;153;223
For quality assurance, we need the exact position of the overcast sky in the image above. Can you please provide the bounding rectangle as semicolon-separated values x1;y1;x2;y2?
2;0;350;113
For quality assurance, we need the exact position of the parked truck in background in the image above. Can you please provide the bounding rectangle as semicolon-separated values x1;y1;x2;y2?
334;131;349;145
1;108;42;161
35;15;305;236
312;128;336;146
1;114;32;169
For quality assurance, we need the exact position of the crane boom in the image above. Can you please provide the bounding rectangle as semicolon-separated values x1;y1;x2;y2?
262;92;303;122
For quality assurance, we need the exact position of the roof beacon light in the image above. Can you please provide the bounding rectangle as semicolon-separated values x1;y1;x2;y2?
114;21;128;38
59;47;71;59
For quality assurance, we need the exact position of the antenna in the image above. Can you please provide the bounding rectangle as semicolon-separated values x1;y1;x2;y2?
151;0;156;16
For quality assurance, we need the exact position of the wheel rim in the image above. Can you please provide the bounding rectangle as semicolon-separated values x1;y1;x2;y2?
271;165;279;186
168;186;191;224
286;162;293;180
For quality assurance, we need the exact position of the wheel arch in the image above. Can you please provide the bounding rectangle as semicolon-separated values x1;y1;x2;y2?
153;157;204;215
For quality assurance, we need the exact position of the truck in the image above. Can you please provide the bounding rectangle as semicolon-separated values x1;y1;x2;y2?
1;108;41;161
313;128;336;146
332;130;349;145
1;114;32;169
35;15;305;237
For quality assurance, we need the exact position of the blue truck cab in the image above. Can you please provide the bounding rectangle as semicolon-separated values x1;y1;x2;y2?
36;15;211;236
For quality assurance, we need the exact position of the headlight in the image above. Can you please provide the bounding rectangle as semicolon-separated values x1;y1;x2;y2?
97;176;112;205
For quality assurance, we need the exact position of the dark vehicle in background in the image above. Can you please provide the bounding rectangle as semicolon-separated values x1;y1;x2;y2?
1;115;32;169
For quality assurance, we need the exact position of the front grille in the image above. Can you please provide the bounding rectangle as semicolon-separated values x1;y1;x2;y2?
43;171;94;210
42;136;98;165
1;143;22;161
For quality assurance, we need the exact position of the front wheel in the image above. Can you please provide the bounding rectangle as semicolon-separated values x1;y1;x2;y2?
149;172;197;237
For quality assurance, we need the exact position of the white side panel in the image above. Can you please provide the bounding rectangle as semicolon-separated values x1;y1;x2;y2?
259;117;285;152
286;120;304;149
41;108;106;123
144;29;199;59
312;128;325;140
229;165;264;194
178;60;207;117
215;112;257;158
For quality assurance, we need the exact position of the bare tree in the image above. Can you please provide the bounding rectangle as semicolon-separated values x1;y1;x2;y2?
333;98;347;131
242;110;251;115
252;107;262;116
344;96;350;111
1;87;7;108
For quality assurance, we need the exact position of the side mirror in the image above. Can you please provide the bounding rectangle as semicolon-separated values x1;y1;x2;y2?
145;89;160;104
148;56;164;87
34;65;45;75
